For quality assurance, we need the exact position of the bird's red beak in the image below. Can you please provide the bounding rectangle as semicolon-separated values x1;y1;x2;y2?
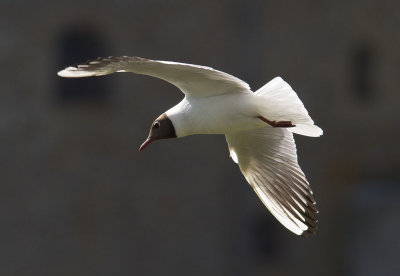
139;138;152;152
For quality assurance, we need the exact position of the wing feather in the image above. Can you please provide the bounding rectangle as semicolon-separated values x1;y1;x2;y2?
225;127;318;236
58;56;251;98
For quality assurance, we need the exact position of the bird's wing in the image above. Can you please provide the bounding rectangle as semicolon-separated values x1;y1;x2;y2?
58;56;251;98
225;127;318;236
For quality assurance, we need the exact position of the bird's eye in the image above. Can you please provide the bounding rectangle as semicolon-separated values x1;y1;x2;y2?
153;122;160;128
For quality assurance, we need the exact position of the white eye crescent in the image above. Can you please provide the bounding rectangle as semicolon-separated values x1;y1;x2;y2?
153;122;160;128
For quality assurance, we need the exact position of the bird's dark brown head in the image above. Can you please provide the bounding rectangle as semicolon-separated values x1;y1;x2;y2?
139;113;177;152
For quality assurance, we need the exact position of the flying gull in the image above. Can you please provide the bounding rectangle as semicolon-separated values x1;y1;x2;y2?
58;56;323;236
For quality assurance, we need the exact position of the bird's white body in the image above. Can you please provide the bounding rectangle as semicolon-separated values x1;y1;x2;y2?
58;56;323;236
167;93;263;136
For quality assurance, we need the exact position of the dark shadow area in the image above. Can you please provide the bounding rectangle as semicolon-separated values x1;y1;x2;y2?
57;28;111;104
351;44;375;102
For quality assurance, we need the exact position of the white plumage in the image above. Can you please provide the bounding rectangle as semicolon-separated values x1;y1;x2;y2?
58;56;322;236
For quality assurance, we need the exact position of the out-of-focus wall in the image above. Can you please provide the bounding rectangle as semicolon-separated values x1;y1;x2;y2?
1;1;399;275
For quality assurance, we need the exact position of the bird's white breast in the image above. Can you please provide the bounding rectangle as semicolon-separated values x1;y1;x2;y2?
166;93;264;137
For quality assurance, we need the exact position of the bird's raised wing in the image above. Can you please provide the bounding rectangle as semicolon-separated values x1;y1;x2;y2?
226;127;318;236
58;56;251;98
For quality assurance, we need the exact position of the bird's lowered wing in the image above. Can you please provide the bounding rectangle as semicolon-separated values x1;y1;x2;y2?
58;56;251;98
225;127;318;236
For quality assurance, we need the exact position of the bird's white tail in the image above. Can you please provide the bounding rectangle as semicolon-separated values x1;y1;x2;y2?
254;77;323;137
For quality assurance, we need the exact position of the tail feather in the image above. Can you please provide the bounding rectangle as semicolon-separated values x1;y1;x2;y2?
255;77;323;137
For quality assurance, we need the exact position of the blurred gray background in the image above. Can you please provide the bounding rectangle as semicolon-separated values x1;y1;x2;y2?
1;0;400;275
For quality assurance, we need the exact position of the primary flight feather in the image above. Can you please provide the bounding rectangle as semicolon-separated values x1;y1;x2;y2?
58;56;323;236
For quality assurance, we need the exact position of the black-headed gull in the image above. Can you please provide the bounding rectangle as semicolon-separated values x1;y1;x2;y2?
58;56;323;236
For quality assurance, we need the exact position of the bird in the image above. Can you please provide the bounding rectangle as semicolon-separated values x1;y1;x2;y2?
58;56;323;236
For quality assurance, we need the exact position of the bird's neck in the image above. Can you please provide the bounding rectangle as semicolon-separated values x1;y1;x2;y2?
165;98;192;138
